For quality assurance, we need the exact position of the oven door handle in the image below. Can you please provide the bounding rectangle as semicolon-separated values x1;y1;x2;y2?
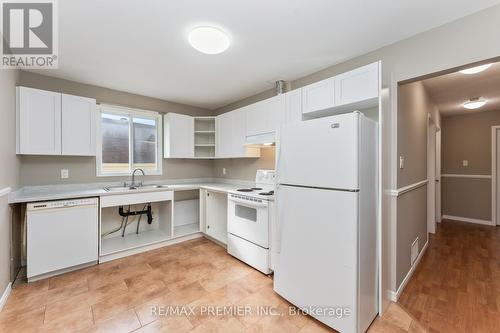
228;196;268;207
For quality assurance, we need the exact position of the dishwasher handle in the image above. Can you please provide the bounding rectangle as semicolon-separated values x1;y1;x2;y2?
27;198;98;212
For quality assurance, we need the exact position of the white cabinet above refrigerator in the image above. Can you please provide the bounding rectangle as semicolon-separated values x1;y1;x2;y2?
301;62;379;118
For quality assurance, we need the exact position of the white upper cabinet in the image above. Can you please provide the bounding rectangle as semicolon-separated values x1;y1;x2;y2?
216;109;260;158
17;87;62;155
61;94;96;156
301;77;335;115
334;62;379;106
17;87;97;156
215;111;232;158
245;94;285;137
163;113;194;158
284;89;302;124
301;62;380;117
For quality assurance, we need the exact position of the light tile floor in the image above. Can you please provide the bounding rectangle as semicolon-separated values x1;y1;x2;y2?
0;237;425;332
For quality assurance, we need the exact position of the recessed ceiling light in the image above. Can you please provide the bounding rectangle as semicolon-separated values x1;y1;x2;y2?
188;26;230;54
459;64;492;75
463;98;487;109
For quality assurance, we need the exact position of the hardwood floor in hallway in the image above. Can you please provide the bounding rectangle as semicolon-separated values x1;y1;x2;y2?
0;237;425;333
398;219;500;333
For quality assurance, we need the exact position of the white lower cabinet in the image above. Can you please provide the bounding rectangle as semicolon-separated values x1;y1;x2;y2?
203;190;227;244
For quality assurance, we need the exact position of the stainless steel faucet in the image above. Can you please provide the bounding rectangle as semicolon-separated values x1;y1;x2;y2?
130;168;146;188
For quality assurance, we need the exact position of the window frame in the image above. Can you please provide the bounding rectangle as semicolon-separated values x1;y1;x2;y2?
96;105;163;177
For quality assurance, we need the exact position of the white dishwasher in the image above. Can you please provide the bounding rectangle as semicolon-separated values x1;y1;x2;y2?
27;198;98;281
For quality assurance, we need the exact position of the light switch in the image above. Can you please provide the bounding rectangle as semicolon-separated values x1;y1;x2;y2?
61;169;69;179
462;160;469;167
399;156;404;169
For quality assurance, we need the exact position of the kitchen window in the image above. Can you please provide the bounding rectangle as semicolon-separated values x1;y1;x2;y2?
96;105;163;176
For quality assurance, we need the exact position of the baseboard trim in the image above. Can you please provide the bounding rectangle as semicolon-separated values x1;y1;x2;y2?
386;289;397;302
392;240;429;301
0;282;12;312
442;215;493;226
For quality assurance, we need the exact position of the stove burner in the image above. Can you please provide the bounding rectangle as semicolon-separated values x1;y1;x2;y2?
251;187;263;191
259;191;275;196
237;189;253;192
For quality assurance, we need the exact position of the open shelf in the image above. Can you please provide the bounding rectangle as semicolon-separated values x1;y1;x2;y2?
100;200;173;257
173;193;200;238
194;117;216;157
101;229;171;256
195;146;215;158
174;223;200;237
194;117;215;132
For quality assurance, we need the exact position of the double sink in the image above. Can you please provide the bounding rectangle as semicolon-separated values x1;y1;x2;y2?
103;184;168;193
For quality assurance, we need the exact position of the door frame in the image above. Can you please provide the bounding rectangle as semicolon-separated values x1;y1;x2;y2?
427;116;437;234
435;129;442;223
491;126;500;226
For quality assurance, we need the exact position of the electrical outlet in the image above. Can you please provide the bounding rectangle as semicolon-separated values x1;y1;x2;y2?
222;168;226;175
462;160;469;167
61;169;69;179
411;237;419;266
399;156;405;169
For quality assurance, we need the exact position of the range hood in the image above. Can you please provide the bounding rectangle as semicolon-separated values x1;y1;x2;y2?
244;132;275;147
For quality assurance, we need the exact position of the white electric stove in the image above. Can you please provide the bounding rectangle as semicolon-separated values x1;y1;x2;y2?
227;170;275;274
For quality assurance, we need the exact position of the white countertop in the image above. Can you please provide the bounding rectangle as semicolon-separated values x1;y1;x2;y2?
8;179;254;204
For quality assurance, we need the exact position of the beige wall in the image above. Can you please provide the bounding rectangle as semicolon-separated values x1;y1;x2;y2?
0;69;20;298
396;185;427;287
213;5;500;298
19;156;214;186
397;81;439;188
442;111;500;174
18;71;211;116
212;148;275;180
442;177;491;220
441;110;500;220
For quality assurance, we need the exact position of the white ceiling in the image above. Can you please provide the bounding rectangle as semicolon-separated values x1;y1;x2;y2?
29;0;500;110
423;62;500;117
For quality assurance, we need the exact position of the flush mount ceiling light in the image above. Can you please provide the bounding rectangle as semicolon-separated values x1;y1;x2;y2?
463;97;487;109
188;26;230;54
459;63;492;75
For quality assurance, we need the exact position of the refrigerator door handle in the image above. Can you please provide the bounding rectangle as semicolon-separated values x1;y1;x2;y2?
275;128;283;184
275;185;284;254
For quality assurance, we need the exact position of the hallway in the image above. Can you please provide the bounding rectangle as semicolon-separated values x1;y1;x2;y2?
398;220;500;332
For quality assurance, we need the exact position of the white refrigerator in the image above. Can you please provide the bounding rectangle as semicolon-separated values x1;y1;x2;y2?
273;112;378;333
